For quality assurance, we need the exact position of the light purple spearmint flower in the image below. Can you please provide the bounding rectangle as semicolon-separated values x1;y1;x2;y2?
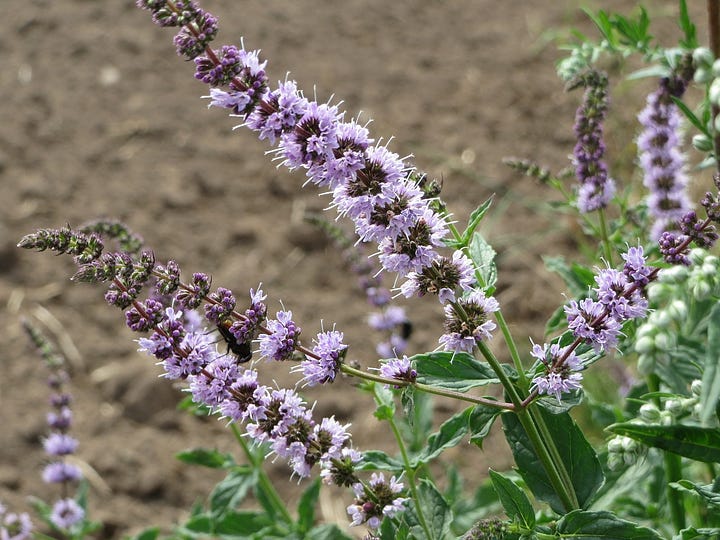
378;356;417;386
353;180;426;243
228;285;267;345
279;101;342;169
320;447;362;487
0;505;33;540
258;310;301;361
173;8;218;60
594;268;648;321
49;498;84;530
245;387;307;445
312;417;351;461
637;76;692;240
622;245;653;288
347;473;408;529
204;287;236;324
47;407;72;430
42;462;82;484
188;354;242;407
245;79;308;145
376;334;408;358
529;342;584;402
294;330;347;386
572;70;616;213
42;433;79;457
308;120;373;189
439;291;500;353
163;326;219;380
400;249;475;302
368;306;408;331
564;297;622;352
217;368;264;422
331;144;407;222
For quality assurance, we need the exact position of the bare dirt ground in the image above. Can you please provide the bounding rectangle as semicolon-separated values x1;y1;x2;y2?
0;0;697;537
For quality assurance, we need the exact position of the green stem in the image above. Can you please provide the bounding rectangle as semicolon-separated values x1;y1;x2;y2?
646;374;686;531
494;310;529;390
597;208;613;265
477;343;579;512
340;363;514;410
230;424;293;524
387;411;433;539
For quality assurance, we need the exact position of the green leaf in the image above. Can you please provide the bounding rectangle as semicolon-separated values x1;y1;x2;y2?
214;510;274;536
210;467;257;517
468;405;502;449
502;409;603;514
126;528;159;540
406;479;452;539
411;406;471;466
671;479;720;508
678;0;698;48
460;196;494;246
413;351;513;392
676;526;720;540
543;256;594;297
358;450;404;471
488;469;535;529
468;232;497;292
176;448;235;469
556;510;662;539
672;96;710;138
305;524;355;540
373;382;396;420
296;478;321;534
701;303;720;426
607;423;720;463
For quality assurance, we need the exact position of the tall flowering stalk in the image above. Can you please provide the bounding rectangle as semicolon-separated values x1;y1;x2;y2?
22;320;87;533
571;70;616;213
637;75;692;240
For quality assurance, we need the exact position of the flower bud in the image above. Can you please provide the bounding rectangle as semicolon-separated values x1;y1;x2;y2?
713;58;720;77
635;335;656;355
639;403;661;422
647;282;671;303
607;437;624;454
693;133;714;152
695;67;712;84
692;280;711;300
665;398;683;416
652;310;672;328
607;453;624;471
711;79;720;105
691;379;702;396
621;436;638;452
702;262;717;277
660;410;674;425
690;248;707;265
694;47;714;69
667;300;688;322
654;332;673;351
623;452;639;466
658;265;688;284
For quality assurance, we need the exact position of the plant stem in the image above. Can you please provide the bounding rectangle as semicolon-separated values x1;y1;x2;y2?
230;424;294;524
646;373;686;531
598;208;613;265
387;411;433;539
708;0;720;173
477;342;579;512
340;363;515;410
494;310;529;390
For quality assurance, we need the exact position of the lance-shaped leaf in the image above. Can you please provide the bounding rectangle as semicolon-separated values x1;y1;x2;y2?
502;408;603;514
607;423;720;463
701;303;720;426
556;510;662;539
468;231;497;292
488;469;535;529
413;351;513;392
671;479;720;508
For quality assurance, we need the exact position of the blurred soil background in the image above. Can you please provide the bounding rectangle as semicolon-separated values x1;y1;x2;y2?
0;0;702;537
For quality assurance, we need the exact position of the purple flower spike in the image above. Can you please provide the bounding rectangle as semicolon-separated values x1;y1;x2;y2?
245;80;308;145
280;102;342;169
42;462;82;484
204;287;236;324
42;433;79;457
378;356;417;385
258;310;301;361
49;498;84;530
347;473;408;529
439;291;500;353
637;76;692;240
564;298;622;352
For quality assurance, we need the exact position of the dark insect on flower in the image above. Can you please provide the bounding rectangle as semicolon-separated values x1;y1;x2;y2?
400;320;413;340
216;319;252;363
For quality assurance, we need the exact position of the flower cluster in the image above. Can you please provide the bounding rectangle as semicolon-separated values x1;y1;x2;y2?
571;70;616;213
346;473;408;530
134;0;495;353
21;320;86;531
531;246;653;401
439;291;500;353
0;504;32;540
637;76;692;241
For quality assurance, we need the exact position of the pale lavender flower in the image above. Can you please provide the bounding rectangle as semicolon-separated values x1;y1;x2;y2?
245;79;308;144
43;433;78;456
188;355;242;407
279;101;342;169
42;462;82;484
217;368;264;422
353;180;426;243
49;498;84;530
258;310;301;361
228;285;267;344
564;297;621;352
594;268;648;321
47;407;72;430
320;447;362;487
637;77;692;240
347;473;408;529
378;356;416;385
622;245;653;287
312;417;351;461
308;120;372;188
400;249;475;302
439;291;500;353
294;330;347;386
368;306;408;331
0;505;32;540
529;342;584;401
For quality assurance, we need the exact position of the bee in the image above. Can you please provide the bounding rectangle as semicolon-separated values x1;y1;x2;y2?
216;319;253;363
400;320;413;341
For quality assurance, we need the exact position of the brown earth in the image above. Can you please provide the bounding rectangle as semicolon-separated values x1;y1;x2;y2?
0;1;699;538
